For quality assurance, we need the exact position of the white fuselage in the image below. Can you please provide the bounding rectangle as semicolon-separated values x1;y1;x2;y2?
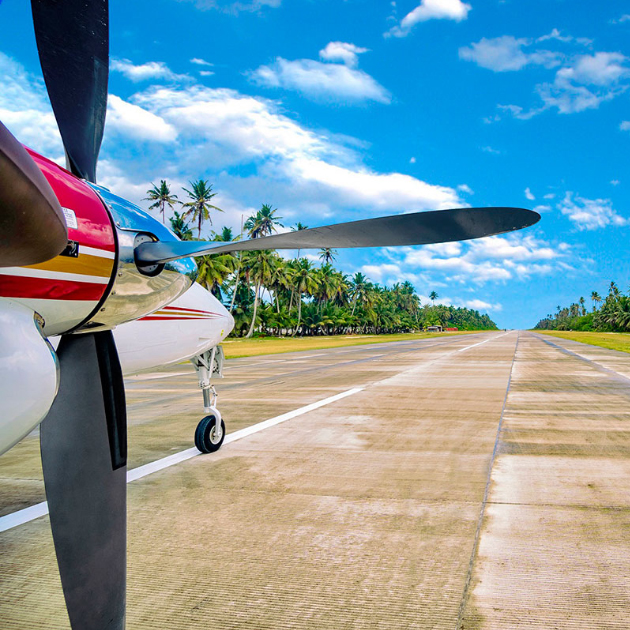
113;282;234;375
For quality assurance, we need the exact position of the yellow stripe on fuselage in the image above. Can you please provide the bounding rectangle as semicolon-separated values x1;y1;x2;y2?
24;253;114;279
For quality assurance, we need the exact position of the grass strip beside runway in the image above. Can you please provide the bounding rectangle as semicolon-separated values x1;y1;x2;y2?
221;330;475;358
536;330;630;354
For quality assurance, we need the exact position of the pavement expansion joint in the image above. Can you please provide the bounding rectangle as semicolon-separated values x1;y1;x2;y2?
456;332;520;627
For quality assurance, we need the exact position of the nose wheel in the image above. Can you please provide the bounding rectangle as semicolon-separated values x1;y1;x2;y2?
194;412;225;453
191;347;227;453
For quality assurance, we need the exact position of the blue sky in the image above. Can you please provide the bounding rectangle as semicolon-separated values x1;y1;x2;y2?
1;0;629;328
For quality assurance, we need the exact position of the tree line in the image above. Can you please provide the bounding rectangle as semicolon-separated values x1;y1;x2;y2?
144;179;499;337
534;281;630;332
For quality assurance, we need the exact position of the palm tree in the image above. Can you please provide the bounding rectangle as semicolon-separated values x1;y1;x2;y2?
350;272;370;315
230;250;254;313
319;248;337;265
213;226;236;242
591;291;601;312
246;250;275;338
429;290;439;305
182;179;223;237
313;263;337;310
292;258;319;335
244;204;283;239
169;210;193;241
196;253;235;298
268;256;291;313
144;180;179;224
291;222;308;258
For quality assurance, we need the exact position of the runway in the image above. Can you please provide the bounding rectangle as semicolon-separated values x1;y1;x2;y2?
2;331;630;628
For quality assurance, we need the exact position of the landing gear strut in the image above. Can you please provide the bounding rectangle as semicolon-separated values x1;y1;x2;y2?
191;346;226;453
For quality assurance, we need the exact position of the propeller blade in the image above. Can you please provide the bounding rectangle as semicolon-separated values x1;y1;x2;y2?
31;0;109;182
136;206;540;265
40;331;127;630
0;121;67;266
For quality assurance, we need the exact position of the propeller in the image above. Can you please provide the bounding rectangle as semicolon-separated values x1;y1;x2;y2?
30;2;126;629
136;206;540;265
31;0;109;183
0;121;67;266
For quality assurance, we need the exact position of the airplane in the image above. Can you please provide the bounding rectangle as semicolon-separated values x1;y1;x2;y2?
0;1;540;628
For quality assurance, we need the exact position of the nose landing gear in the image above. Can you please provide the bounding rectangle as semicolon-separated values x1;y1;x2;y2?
191;346;226;453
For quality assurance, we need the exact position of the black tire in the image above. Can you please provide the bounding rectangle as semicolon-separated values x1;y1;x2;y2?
194;415;226;453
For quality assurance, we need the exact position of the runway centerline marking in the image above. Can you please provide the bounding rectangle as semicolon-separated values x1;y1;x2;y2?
126;371;194;382
0;387;364;533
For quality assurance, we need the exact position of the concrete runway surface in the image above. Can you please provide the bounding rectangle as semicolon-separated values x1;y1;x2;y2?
1;331;630;628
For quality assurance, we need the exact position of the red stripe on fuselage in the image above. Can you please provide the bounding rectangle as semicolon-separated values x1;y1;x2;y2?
138;315;217;321
0;275;105;301
162;305;215;315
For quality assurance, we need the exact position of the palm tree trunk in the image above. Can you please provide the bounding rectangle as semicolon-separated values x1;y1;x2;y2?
246;278;261;338
229;271;241;313
294;296;302;337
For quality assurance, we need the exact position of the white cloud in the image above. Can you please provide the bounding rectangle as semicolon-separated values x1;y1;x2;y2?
459;36;561;72
464;299;502;312
0;52;63;158
621;121;630;131
611;180;620;186
283;158;461;211
457;184;473;194
466;33;630;119
424;242;463;256
127;84;461;214
190;58;213;67
410;156;417;164
199;70;215;77
319;42;369;68
532;204;552;213
498;50;629;117
111;59;191;83
524;187;535;200
553;52;628;88
389;233;565;285
537;29;572;44
248;57;391;104
481;146;501;155
558;192;628;230
179;0;281;13
611;14;630;24
107;95;177;142
386;0;471;38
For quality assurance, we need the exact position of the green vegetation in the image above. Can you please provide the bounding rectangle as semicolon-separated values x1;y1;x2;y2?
534;281;630;333
536;331;630;355
222;331;474;359
145;181;499;338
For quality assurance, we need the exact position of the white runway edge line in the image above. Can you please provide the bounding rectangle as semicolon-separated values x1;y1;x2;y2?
0;387;364;533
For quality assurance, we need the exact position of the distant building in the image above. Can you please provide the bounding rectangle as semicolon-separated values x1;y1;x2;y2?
426;325;442;332
444;327;458;331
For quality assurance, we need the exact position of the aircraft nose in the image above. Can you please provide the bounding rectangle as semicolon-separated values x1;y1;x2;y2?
217;301;235;337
